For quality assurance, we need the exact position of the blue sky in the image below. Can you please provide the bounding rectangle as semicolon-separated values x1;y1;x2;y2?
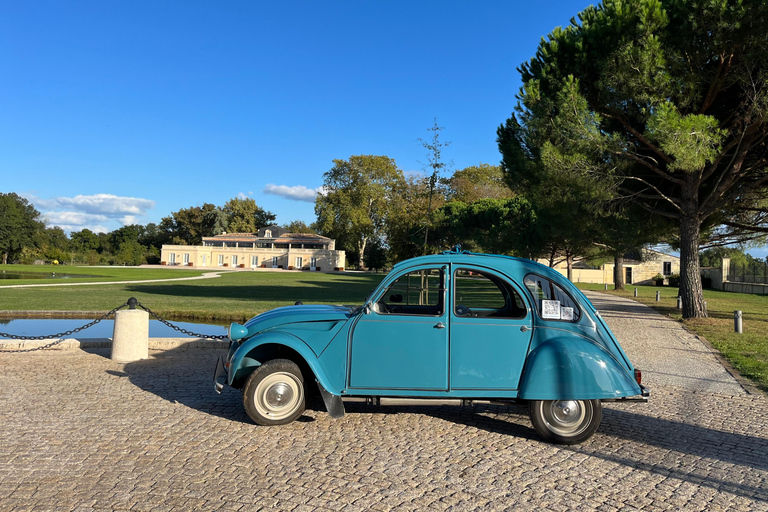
2;1;766;259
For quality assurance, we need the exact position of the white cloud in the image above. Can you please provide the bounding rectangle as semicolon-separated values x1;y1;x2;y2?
41;211;111;233
45;194;155;216
26;193;156;233
263;184;323;202
236;192;253;200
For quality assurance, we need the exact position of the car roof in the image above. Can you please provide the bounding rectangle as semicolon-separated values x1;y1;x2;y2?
391;251;565;282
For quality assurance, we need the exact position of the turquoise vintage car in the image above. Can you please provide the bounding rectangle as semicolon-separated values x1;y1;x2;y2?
214;250;648;444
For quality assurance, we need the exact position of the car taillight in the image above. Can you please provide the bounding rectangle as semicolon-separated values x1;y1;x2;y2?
634;369;642;385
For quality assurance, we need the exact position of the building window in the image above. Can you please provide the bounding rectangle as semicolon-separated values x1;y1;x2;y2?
183;253;190;265
311;257;317;268
169;253;176;265
202;255;207;267
663;262;672;276
265;229;272;238
272;256;278;267
232;255;238;267
251;256;258;267
218;255;224;267
296;257;303;268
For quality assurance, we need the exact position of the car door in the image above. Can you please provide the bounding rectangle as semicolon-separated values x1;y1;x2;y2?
348;265;449;390
450;267;533;390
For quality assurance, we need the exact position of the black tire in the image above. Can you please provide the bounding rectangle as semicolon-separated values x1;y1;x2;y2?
529;399;602;444
243;359;305;426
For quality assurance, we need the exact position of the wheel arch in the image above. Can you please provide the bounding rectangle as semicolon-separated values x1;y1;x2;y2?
518;336;641;400
229;332;325;392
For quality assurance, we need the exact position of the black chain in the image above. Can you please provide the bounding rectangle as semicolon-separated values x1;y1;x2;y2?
136;301;228;340
0;302;130;353
0;298;228;352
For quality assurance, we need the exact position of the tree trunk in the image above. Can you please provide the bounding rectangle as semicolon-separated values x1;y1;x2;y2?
614;254;625;290
566;251;573;281
358;238;368;270
679;175;707;319
2;252;6;265
679;215;706;318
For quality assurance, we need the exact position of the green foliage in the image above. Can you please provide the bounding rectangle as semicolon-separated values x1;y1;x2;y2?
500;0;768;317
447;164;513;203
315;155;405;269
224;197;275;233
432;198;538;256
0;193;43;264
283;220;316;234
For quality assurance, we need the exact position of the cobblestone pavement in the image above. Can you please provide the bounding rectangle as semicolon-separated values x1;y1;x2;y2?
1;294;767;511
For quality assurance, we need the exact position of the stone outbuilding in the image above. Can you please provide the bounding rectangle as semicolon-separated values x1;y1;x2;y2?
160;226;346;271
542;248;681;285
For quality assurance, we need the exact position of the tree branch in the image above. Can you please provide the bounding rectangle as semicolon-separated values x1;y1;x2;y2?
595;107;674;165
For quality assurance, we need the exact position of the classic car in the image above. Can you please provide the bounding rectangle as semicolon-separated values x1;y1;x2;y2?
214;250;648;444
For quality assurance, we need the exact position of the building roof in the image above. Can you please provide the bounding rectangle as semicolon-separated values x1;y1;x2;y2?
202;231;331;244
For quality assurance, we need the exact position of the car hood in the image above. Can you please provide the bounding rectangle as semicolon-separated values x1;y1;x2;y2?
244;304;357;335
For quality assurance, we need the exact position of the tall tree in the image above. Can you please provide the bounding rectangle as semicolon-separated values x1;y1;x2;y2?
315;155;405;269
447;164;514;203
224;197;276;233
498;0;768;318
418;119;451;254
0;193;43;264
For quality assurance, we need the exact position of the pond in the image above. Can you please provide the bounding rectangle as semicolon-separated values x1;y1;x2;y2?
0;271;101;280
0;318;228;339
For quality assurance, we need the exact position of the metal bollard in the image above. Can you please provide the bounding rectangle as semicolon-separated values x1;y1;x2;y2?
656;291;660;302
677;296;682;309
604;283;608;290
704;301;707;316
734;310;743;334
634;287;638;297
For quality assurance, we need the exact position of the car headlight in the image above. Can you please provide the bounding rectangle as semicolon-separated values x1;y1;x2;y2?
227;322;248;342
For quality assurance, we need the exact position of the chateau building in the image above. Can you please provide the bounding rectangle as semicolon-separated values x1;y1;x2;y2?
160;226;345;271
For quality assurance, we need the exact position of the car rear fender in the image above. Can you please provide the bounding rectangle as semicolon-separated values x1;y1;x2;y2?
518;336;641;400
229;331;337;394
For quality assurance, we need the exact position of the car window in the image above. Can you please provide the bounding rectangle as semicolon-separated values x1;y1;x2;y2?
375;268;444;316
523;274;581;322
453;269;527;319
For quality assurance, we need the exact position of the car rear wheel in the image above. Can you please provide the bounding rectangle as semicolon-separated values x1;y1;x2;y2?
529;399;602;444
243;359;305;426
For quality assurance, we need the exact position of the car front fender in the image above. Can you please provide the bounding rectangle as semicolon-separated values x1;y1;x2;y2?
228;331;339;394
518;336;641;400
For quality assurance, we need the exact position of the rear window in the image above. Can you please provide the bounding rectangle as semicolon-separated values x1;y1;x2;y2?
523;274;581;322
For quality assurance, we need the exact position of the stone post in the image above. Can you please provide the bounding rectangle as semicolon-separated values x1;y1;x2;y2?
111;299;149;362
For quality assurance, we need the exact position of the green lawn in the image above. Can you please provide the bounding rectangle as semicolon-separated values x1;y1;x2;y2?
0;264;208;284
577;282;768;392
0;267;386;323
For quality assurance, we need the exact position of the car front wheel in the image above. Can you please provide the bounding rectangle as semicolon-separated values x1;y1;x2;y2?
243;359;306;426
529;399;602;444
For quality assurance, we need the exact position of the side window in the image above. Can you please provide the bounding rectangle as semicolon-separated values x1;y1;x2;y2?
453;269;527;319
375;268;444;316
524;274;581;322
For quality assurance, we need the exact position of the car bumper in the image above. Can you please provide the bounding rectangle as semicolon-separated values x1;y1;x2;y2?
602;384;650;403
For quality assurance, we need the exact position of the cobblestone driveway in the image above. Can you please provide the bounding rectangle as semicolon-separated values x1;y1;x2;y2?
1;293;767;511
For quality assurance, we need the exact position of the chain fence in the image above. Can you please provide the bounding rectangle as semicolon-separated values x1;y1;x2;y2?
0;297;227;353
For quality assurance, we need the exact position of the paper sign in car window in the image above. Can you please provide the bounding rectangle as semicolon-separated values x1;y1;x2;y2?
541;300;561;319
560;307;574;321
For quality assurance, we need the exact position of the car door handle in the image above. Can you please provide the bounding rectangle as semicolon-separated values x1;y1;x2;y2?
520;326;531;332
435;322;446;329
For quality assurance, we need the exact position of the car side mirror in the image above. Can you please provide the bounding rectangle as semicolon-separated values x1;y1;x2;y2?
389;294;403;303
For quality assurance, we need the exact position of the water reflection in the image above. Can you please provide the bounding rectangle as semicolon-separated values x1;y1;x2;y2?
0;271;100;280
0;318;226;339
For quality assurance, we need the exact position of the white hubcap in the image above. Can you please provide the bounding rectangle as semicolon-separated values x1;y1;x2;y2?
253;372;303;420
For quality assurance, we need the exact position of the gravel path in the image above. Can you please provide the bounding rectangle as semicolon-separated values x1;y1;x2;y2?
584;291;749;396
